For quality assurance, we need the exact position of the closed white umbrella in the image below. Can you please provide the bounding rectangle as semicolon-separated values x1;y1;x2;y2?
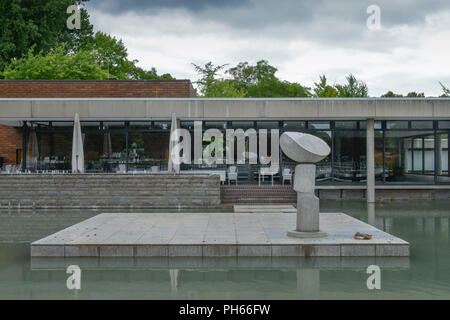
103;126;112;158
72;113;84;173
168;113;180;173
26;129;39;170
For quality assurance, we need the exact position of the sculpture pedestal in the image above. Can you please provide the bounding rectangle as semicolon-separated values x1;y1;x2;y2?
287;164;327;239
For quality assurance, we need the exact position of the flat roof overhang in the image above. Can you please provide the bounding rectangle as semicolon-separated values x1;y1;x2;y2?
1;98;450;121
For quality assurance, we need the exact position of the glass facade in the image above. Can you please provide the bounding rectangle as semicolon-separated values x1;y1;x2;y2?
22;119;450;185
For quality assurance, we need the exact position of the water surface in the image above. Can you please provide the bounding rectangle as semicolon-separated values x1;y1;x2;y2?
0;201;449;299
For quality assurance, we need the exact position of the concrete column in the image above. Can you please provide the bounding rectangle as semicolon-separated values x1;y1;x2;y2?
366;119;375;203
436;134;443;176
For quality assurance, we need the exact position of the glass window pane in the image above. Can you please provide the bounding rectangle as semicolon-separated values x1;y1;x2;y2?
180;121;194;130
128;132;169;171
438;121;450;129
51;121;73;128
386;121;408;129
103;122;125;129
154;121;170;130
130;121;152;130
256;121;279;129
81;122;101;130
335;121;357;129
411;121;433;129
32;121;50;128
308;121;330;130
231;121;254;130
384;130;434;183
283;121;306;130
205;121;227;130
333;131;366;182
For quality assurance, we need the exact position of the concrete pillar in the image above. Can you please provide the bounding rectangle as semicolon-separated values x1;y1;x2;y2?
366;119;375;203
287;164;326;238
436;134;443;176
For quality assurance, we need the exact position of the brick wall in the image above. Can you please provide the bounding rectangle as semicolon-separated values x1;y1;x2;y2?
0;125;21;166
0;80;195;98
0;80;196;167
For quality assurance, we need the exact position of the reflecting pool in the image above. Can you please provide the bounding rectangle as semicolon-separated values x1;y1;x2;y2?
0;200;449;299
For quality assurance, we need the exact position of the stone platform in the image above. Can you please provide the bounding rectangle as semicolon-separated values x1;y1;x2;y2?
31;212;409;258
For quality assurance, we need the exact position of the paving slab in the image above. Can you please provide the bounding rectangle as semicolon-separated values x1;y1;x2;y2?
31;212;410;257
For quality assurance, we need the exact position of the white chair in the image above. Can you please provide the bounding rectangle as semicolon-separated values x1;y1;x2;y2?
151;166;160;173
116;164;126;174
282;168;292;185
227;166;238;185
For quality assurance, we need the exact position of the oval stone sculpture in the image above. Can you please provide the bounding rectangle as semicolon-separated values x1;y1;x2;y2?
280;132;330;163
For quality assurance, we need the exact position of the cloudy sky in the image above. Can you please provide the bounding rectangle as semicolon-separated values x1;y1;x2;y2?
85;0;450;96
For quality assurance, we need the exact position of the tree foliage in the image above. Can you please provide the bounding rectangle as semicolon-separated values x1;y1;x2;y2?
193;60;310;98
334;74;368;97
2;45;109;80
0;0;93;72
313;75;338;97
381;91;425;98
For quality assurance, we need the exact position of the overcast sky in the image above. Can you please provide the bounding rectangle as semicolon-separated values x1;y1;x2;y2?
85;0;450;96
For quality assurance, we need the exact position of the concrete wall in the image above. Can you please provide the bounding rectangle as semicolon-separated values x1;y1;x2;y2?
1;98;450;121
0;174;221;208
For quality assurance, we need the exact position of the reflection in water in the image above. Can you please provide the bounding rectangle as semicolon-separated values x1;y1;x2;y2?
367;203;376;226
0;200;449;299
297;269;320;300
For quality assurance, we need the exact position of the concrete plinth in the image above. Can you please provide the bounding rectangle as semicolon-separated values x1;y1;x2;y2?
289;163;327;237
296;192;320;232
30;212;410;258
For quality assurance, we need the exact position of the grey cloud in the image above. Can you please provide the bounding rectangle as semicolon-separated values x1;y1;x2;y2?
87;0;450;53
88;0;251;14
88;0;450;28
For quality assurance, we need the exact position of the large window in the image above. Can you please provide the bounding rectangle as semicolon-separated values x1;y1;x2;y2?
23;119;450;184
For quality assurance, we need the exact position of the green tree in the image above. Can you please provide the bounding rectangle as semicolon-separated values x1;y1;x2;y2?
227;60;277;89
334;74;368;97
247;78;310;97
406;92;425;97
80;31;137;79
207;80;247;98
381;91;403;97
228;60;310;97
0;0;93;72
2;45;109;80
313;75;338;97
192;62;229;96
129;66;174;80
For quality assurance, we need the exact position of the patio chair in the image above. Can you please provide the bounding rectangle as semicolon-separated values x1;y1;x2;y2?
116;164;126;174
282;168;292;185
227;166;238;185
151;166;160;173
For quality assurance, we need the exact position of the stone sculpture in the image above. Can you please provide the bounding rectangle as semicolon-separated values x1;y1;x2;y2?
280;132;331;238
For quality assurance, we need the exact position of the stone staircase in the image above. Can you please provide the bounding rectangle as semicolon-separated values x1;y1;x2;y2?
221;185;297;204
